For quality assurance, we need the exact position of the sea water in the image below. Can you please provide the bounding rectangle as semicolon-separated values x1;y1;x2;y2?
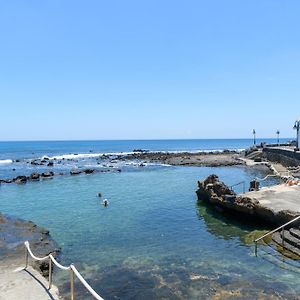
0;139;298;299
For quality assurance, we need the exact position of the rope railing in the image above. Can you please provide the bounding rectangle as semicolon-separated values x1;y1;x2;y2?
24;241;104;300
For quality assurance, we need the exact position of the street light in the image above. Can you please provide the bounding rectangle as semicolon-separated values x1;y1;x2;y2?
276;129;280;145
293;120;300;151
252;129;256;145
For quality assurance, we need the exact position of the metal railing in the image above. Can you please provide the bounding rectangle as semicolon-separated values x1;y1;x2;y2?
254;215;300;256
230;181;245;194
255;173;290;182
24;241;104;300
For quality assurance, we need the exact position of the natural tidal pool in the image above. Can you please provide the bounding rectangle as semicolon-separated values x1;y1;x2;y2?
0;165;299;299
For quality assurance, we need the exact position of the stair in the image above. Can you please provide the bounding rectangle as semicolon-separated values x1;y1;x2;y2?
246;150;263;160
272;227;300;259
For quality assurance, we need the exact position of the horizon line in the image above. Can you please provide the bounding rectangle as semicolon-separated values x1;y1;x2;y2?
0;137;294;143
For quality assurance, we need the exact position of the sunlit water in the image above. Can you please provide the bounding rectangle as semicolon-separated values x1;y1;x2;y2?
1;164;299;299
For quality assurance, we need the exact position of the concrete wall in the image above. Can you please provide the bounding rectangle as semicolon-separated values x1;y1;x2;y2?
263;148;300;167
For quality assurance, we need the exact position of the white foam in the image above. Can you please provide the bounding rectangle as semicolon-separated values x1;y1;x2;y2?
0;159;13;164
42;152;135;161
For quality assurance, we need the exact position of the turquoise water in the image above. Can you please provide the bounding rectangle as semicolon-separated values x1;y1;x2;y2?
1;164;298;299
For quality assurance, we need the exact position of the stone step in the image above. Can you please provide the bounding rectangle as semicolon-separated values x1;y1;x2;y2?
272;231;300;259
281;230;300;249
258;245;300;273
289;228;300;240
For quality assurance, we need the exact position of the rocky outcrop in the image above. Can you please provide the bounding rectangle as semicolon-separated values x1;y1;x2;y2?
196;175;259;217
0;213;60;277
196;175;297;225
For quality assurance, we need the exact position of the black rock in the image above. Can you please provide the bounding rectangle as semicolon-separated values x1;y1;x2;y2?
70;169;82;175
84;169;95;174
13;176;27;184
30;173;40;180
41;172;54;178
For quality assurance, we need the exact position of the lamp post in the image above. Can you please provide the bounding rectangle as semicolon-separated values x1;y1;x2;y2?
252;129;256;145
276;130;280;145
293;120;300;151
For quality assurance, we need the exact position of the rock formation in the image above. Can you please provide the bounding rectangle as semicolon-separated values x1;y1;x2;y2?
196;175;298;225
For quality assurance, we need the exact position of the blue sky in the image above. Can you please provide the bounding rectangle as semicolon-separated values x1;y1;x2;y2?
0;0;299;140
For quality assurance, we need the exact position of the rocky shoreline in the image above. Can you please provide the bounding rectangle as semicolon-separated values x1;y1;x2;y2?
123;150;245;167
0;213;60;277
0;150;247;185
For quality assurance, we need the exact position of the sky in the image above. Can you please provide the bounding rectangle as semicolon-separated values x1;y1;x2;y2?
0;0;300;141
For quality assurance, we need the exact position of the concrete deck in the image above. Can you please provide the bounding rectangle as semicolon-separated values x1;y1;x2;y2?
243;184;300;214
0;261;60;300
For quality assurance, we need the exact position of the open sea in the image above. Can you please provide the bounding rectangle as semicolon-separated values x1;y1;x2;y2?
1;139;299;299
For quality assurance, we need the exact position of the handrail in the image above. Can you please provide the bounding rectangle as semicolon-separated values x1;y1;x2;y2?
24;241;104;300
230;181;245;194
254;215;300;256
255;174;282;182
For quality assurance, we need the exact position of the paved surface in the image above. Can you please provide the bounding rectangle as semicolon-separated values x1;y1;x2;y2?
0;260;60;300
244;184;300;213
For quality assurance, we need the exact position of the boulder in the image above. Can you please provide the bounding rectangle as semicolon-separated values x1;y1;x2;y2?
41;172;54;178
13;176;27;184
84;169;95;174
47;161;54;167
30;173;40;180
70;169;82;175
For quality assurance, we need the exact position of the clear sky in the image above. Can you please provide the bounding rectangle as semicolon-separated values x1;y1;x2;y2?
0;0;299;141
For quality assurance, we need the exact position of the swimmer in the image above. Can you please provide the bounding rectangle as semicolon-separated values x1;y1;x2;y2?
102;199;109;207
97;192;102;197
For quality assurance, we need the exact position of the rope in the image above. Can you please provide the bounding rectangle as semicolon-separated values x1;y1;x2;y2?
24;241;49;261
71;265;104;300
49;254;70;270
24;241;104;300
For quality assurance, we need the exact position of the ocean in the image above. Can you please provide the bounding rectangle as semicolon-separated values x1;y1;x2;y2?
0;139;298;299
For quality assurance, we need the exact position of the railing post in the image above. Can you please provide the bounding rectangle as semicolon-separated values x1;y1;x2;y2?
25;247;28;269
255;241;257;257
49;257;53;289
70;267;75;300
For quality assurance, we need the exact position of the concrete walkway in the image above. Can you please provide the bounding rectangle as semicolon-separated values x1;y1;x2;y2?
0;261;60;300
243;184;300;214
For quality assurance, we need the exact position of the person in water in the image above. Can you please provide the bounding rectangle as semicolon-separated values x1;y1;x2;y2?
102;199;109;207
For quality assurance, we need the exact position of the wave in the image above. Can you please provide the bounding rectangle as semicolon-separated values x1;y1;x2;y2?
0;159;13;164
42;152;135;160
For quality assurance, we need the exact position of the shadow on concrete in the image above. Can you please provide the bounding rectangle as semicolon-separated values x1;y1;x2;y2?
23;268;56;300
